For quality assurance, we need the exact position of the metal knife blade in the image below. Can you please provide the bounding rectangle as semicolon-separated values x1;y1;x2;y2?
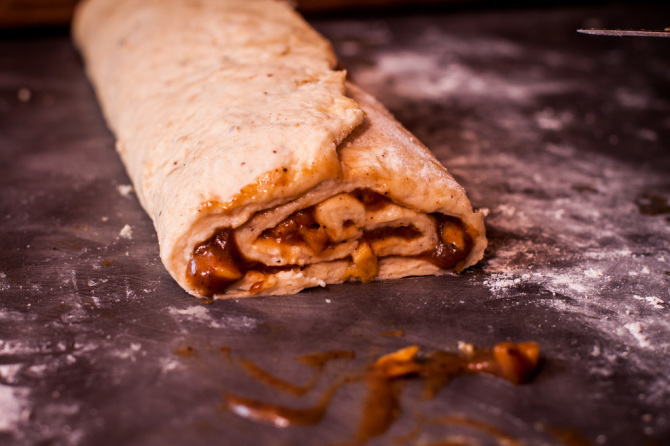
578;29;670;38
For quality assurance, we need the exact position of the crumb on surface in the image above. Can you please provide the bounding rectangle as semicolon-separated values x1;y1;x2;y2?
119;224;133;239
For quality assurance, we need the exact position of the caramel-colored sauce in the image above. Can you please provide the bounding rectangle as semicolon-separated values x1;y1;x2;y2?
188;229;244;294
295;350;356;369
220;346;232;363
220;350;356;427
221;342;541;445
173;345;197;357
572;184;598;194
355;369;404;444
187;229;293;297
424;215;473;270
636;191;670;216
260;207;323;249
187;189;475;296
379;330;405;337
237;350;355;397
238;360;319;397
539;424;593;446
223;378;347;428
351;342;539;442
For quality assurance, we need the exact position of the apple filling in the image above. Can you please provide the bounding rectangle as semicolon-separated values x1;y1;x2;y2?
188;189;472;296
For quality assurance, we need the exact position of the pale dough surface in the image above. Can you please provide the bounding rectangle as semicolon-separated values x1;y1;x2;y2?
73;0;486;297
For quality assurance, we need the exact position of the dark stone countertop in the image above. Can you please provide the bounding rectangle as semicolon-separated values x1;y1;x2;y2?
1;2;669;445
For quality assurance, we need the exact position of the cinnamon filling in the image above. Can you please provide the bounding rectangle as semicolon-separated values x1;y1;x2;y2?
188;229;246;294
188;190;473;296
425;214;473;269
260;207;329;255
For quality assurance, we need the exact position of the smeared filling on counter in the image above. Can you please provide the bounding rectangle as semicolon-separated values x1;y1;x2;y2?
220;341;540;444
188;189;473;296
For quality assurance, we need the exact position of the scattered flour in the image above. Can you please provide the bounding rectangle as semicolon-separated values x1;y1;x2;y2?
17;87;31;103
169;306;257;330
534;108;572;131
615;88;651;109
25;364;48;378
169;305;213;322
0;385;28;433
0;340;41;356
482;272;523;292
116;184;133;197
0;365;22;385
625;322;651;348
633;295;665;310
350;46;582;110
160;357;180;374
0;272;8;291
584;268;603;279
118;224;133;240
637;128;658;142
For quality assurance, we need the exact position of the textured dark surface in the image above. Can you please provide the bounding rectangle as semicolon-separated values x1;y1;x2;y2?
1;3;669;445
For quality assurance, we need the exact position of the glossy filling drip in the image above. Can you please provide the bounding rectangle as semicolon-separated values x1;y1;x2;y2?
188;189;473;296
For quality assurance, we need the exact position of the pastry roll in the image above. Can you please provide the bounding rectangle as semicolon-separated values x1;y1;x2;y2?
73;0;486;298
